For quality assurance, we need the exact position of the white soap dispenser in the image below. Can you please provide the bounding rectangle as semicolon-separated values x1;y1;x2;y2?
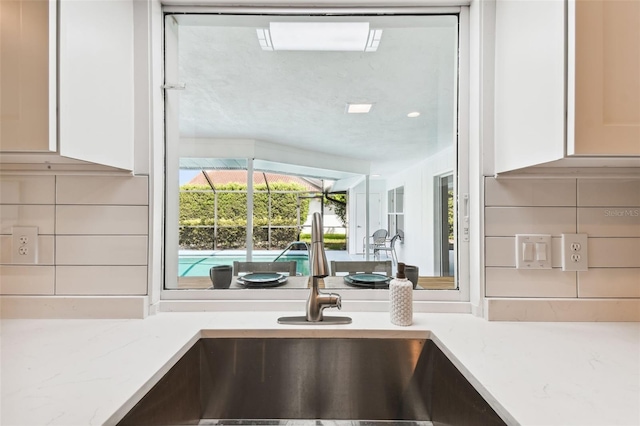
389;262;413;326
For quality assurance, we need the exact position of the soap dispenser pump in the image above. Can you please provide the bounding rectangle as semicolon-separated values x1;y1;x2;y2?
389;262;413;326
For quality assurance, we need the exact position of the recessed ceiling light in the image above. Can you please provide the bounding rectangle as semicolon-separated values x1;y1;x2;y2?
257;23;383;52
407;111;421;118
347;103;373;114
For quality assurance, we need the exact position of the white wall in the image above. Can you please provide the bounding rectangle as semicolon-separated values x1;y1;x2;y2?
385;146;455;275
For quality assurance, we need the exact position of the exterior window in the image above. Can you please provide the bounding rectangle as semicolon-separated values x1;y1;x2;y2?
163;8;469;301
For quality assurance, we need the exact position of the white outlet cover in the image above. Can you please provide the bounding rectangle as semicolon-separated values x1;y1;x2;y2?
561;233;588;272
11;226;38;264
515;234;552;269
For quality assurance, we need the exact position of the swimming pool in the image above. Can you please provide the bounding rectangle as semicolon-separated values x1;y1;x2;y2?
179;252;310;277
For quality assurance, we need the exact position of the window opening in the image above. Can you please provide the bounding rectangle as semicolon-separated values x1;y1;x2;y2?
163;9;469;301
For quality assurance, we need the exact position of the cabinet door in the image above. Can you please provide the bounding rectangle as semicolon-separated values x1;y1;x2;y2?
0;0;56;152
569;0;640;156
493;0;566;173
59;0;134;170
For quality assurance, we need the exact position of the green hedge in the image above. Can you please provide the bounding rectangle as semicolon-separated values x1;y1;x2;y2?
299;233;346;250
179;182;311;250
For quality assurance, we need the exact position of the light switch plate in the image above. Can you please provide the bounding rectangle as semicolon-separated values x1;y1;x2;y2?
515;234;552;269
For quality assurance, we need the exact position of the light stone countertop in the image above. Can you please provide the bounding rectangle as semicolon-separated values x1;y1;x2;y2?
1;312;639;426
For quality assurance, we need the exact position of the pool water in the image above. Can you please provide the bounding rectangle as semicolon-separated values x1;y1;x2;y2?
179;252;310;277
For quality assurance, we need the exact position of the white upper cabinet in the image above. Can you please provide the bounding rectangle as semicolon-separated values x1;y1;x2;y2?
494;0;566;173
59;0;135;170
494;0;640;174
0;0;136;171
0;0;56;152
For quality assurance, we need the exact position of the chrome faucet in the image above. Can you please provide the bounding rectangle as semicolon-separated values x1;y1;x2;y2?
307;212;342;321
278;212;351;325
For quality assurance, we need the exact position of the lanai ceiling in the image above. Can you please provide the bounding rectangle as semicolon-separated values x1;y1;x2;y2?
174;13;458;175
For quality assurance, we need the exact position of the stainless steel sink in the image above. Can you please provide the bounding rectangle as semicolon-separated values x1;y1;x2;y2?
117;338;507;426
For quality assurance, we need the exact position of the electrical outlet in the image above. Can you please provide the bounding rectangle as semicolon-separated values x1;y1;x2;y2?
562;233;588;272
11;226;38;264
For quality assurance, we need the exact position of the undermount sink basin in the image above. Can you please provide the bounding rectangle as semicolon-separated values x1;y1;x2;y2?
117;337;506;426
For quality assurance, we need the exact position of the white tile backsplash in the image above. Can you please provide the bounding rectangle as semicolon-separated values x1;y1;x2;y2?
484;177;639;309
56;266;147;295
485;268;577;297
578;208;640;237
589;238;640;267
0;295;148;319
486;299;640;321
578;179;640;207
0;174;150;310
579;268;640;298
56;236;148;265
485;207;576;236
56;205;148;235
56;175;148;205
0;176;55;204
0;205;55;234
0;265;55;294
485;178;576;206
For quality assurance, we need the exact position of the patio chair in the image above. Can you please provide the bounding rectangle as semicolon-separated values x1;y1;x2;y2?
233;261;297;276
330;260;393;277
374;232;403;264
362;229;388;257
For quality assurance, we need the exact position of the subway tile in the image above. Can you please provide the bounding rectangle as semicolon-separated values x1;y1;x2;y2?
486;299;640;321
578;179;640;207
56;206;148;235
485;237;562;267
485;207;575;237
579;268;640;298
0;205;55;234
56;236;148;265
589;238;640;267
485;177;576;206
578;208;640;237
0;296;148;319
0;265;54;294
56;175;148;205
0;235;54;265
485;267;576;297
56;266;147;295
0;176;55;204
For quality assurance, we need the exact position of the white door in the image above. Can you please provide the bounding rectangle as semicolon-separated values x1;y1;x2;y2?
355;192;382;254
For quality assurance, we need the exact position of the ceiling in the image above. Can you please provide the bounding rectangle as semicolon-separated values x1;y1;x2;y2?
173;13;458;176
